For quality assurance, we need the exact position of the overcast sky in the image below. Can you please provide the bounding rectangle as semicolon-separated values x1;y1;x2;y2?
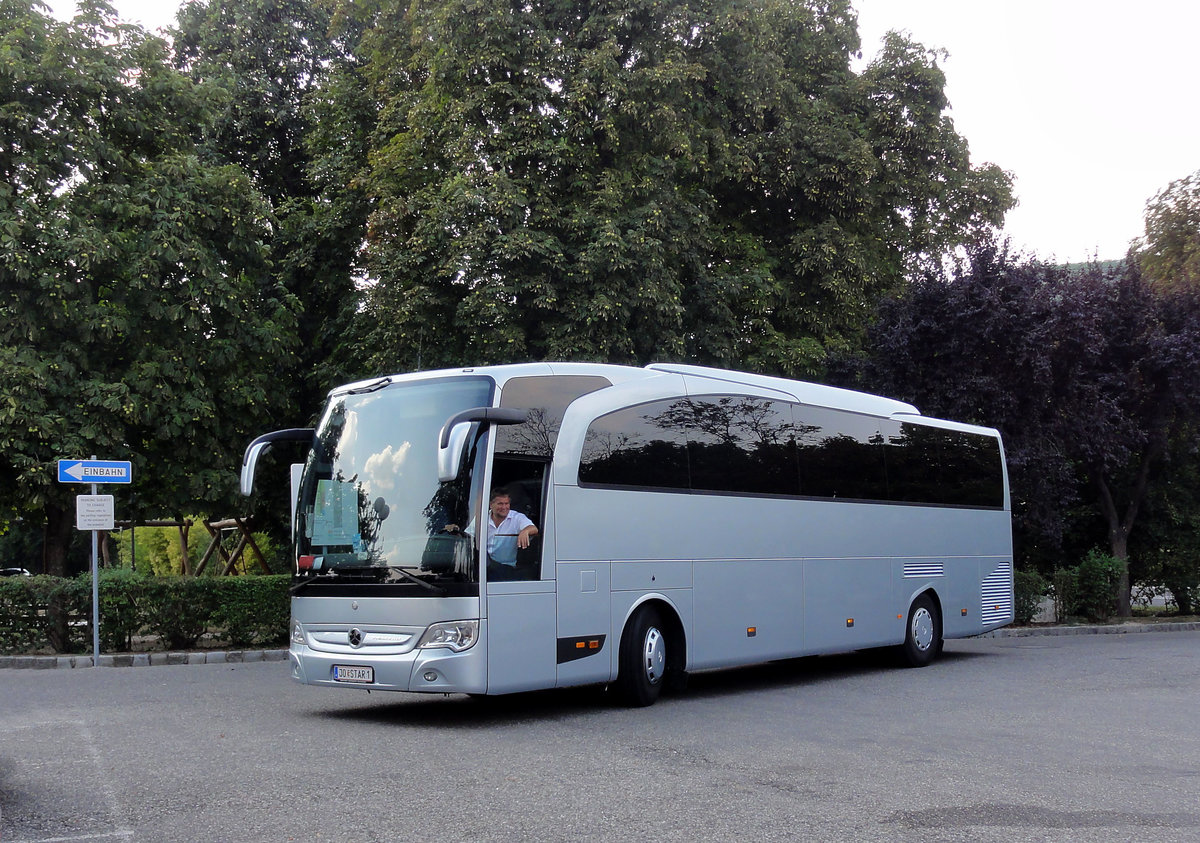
49;0;1200;263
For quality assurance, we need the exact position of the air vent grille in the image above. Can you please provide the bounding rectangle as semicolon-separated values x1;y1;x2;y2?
904;562;944;579
981;562;1014;625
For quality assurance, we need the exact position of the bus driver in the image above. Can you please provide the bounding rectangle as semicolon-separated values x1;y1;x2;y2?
486;490;538;572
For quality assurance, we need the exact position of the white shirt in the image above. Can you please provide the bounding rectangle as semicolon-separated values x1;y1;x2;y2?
487;510;534;565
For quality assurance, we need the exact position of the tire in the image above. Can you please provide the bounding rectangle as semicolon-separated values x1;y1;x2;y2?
616;605;668;707
900;593;942;668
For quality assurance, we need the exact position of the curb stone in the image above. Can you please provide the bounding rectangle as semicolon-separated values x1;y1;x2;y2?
2;623;1198;670
983;620;1200;638
0;649;290;669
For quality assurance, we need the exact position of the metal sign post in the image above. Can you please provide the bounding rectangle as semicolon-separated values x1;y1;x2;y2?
90;479;100;662
60;457;130;667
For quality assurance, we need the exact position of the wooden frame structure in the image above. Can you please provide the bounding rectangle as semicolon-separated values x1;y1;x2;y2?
114;517;271;575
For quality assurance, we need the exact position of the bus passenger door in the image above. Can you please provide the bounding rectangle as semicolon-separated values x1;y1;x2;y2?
486;577;557;694
485;458;557;694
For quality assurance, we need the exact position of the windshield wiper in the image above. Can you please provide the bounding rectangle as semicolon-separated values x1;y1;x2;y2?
384;566;446;594
344;377;392;395
290;573;329;595
290;565;445;595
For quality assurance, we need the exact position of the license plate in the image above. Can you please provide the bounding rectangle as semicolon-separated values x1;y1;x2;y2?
333;665;374;683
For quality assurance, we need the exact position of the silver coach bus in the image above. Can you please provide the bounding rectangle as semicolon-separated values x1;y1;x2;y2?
241;362;1014;705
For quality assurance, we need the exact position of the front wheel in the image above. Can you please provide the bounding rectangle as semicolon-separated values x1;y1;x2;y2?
900;593;942;668
616;605;667;706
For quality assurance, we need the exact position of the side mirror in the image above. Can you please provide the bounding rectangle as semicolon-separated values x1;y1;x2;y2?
240;428;315;496
437;422;474;483
436;407;528;482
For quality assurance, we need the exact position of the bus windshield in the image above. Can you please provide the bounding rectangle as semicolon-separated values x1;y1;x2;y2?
294;376;493;587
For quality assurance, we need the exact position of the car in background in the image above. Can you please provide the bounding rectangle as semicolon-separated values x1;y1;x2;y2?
0;567;32;577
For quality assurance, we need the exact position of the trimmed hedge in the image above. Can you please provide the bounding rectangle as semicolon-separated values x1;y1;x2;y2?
0;572;290;655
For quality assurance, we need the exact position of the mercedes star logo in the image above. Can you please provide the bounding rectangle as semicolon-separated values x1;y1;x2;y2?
348;628;364;648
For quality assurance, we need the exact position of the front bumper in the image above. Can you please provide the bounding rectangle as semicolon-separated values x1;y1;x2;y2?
289;629;488;694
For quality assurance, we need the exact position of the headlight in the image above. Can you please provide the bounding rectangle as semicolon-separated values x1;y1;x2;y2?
417;620;479;652
291;620;305;645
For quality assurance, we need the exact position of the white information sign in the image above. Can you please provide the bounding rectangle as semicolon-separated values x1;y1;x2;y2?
76;495;115;531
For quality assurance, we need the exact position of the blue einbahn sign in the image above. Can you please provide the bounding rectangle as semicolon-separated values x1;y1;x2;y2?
57;459;132;484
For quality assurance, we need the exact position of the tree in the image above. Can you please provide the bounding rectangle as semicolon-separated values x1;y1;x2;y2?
348;0;1013;377
848;245;1200;616
1128;435;1200;614
0;0;296;575
173;0;372;412
841;246;1079;567
1137;169;1200;293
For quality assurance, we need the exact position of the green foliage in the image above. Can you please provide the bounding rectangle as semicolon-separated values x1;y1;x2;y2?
209;577;291;647
173;0;370;410
97;568;144;650
0;0;298;575
1074;550;1126;623
0;575;50;653
344;0;1012;378
141;577;217;650
1137;169;1200;293
114;518;280;576
1052;551;1126;624
115;524;182;576
1051;568;1078;624
1013;569;1049;625
0;572;290;654
0;574;90;654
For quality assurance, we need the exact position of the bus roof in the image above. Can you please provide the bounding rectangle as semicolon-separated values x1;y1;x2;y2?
645;363;920;418
334;361;921;419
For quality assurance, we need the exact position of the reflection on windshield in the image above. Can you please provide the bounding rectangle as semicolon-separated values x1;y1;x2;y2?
296;377;492;585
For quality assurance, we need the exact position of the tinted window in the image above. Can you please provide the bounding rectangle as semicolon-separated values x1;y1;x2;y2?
579;395;1003;509
497;375;611;457
884;423;1003;508
579;400;690;489
683;396;800;496
796;407;888;501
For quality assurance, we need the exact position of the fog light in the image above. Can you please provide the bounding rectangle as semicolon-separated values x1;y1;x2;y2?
423;671;439;682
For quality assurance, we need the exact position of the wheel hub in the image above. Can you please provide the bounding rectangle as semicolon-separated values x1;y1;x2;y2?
643;626;665;685
911;607;934;651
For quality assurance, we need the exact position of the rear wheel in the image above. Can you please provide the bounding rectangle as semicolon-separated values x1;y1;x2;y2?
900;593;942;667
616;605;667;706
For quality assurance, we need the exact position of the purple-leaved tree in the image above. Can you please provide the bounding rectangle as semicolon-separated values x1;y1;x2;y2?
851;244;1200;616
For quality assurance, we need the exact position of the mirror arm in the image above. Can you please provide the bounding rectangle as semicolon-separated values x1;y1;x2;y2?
240;428;315;496
438;407;528;448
